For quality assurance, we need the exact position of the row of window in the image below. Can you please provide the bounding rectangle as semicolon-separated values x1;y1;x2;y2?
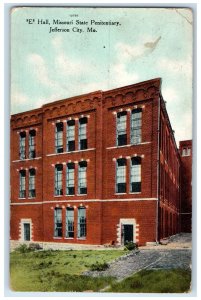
55;117;88;153
19;130;36;160
18;157;142;198
18;109;142;160
54;207;86;238
55;161;87;196
117;108;142;146
116;157;141;193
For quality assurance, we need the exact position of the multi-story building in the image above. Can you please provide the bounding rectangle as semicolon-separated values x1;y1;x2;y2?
10;78;185;248
179;140;192;233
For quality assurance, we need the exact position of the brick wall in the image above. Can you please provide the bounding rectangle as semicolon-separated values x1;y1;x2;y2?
10;78;185;246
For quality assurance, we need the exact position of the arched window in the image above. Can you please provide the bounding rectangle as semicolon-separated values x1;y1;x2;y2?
78;161;87;194
54;208;62;237
29;130;36;158
55;122;63;153
78;207;86;238
131;108;142;145
29;168;36;198
66;163;75;195
67;120;75;152
116;158;127;193
55;164;63;195
19;170;26;198
79;117;88;150
66;207;74;238
130;157;141;192
117;112;127;146
19;132;26;160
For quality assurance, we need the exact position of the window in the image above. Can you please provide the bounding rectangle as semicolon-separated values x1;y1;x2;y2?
130;157;141;192
23;223;30;241
66;163;75;195
66;207;74;238
79;117;88;150
19;170;26;198
78;207;86;238
131;109;142;145
55;164;63;195
78;161;87;194
55;122;63;153
19;132;26;160
117;112;127;146
29;130;36;158
67;120;75;152
116;158;127;193
182;147;191;157
29;169;36;198
54;208;62;237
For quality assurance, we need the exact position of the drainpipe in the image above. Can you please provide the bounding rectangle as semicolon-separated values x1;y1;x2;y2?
156;92;161;244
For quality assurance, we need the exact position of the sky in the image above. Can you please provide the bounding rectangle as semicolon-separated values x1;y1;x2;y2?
11;7;193;145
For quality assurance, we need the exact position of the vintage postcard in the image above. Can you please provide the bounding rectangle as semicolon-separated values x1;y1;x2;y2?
10;6;193;293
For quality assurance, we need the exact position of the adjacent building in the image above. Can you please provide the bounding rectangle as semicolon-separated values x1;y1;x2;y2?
10;78;191;248
179;140;192;233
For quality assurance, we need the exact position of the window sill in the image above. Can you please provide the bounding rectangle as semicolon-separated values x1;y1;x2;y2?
106;142;151;150
12;157;42;162
53;237;62;239
18;198;26;200
77;238;86;240
54;195;63;197
64;237;74;240
115;193;127;195
65;194;75;196
46;148;95;156
28;197;36;199
129;192;141;194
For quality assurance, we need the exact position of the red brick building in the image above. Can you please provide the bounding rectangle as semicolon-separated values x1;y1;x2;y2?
179;140;192;233
10;78;189;248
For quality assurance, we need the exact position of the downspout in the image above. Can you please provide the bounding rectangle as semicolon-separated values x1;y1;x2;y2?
156;93;161;244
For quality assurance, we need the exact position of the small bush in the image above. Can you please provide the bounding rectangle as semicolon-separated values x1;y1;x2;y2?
29;243;43;250
15;244;33;253
89;262;109;271
124;242;138;251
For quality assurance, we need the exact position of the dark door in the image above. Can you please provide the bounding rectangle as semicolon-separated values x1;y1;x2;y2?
123;224;133;244
24;223;30;241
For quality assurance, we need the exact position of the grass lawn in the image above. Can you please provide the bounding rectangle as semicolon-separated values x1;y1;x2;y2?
10;247;125;292
106;269;191;293
10;247;191;293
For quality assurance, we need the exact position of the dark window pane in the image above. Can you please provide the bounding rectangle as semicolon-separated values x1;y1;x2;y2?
131;182;141;192
68;141;75;152
79;187;87;195
67;187;75;195
56;147;63;153
80;139;87;150
117;183;126;193
118;134;127;146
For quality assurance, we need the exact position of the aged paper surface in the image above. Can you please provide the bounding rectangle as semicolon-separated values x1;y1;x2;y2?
10;7;192;294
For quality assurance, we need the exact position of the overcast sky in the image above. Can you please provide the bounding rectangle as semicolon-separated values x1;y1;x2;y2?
11;7;192;145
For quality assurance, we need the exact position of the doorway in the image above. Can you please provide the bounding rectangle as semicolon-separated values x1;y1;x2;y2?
23;223;30;241
123;224;133;244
